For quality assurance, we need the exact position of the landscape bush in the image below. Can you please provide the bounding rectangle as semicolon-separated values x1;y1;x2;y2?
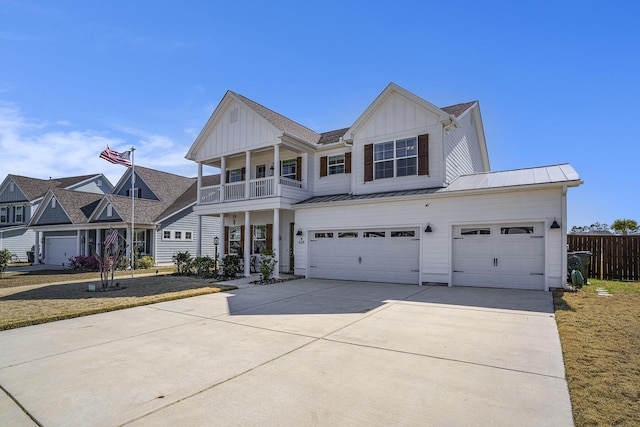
222;254;241;279
259;249;278;281
173;251;193;275
0;249;11;277
69;255;100;271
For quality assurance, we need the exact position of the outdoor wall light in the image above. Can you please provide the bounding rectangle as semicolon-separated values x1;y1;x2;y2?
296;229;303;236
550;219;561;229
424;224;433;233
214;236;219;245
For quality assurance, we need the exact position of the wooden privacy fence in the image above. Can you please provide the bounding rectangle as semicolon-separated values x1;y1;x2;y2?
567;234;640;281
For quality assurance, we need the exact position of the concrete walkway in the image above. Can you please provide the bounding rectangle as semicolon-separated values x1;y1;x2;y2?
0;279;573;426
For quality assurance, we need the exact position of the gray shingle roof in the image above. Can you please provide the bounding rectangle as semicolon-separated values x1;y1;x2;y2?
232;92;321;144
10;174;99;201
440;101;476;118
318;128;350;146
50;189;104;224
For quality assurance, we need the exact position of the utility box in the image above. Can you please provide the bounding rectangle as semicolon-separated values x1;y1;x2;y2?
568;251;592;285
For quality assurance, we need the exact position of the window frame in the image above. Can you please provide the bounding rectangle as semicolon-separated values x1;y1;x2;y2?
0;207;7;223
281;159;297;180
328;154;345;175
14;206;23;223
253;225;267;254
373;137;418;180
174;231;182;240
229;169;244;183
228;225;242;255
256;164;266;179
163;230;171;240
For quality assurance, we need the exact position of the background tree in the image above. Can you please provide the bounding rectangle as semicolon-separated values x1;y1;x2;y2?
610;219;639;235
570;222;610;233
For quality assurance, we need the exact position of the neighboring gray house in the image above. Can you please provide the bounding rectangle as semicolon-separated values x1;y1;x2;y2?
0;174;112;261
28;166;220;266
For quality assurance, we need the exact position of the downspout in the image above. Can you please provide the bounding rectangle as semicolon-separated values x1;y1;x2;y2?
560;184;571;290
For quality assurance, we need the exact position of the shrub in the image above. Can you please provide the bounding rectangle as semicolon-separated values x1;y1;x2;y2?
173;251;193;275
68;255;100;271
192;256;216;278
222;254;241;279
260;249;278;281
139;256;155;269
0;249;11;277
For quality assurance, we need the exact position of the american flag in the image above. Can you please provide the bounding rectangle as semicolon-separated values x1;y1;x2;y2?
103;229;119;248
100;146;132;167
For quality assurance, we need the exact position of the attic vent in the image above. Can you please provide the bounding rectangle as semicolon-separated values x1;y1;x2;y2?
229;107;239;124
51;198;57;209
9;182;14;192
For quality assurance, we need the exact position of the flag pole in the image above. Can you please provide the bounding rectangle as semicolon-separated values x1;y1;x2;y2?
130;146;136;277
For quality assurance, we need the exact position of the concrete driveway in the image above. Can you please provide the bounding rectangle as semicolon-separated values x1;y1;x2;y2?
0;279;573;426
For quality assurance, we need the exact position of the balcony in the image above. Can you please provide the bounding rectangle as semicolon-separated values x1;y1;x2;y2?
200;176;304;205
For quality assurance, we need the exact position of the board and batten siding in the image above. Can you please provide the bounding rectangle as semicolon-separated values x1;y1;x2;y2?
349;92;446;194
196;99;280;162
294;187;565;288
37;201;72;225
115;175;158;200
0;182;28;203
155;207;220;264
444;108;485;184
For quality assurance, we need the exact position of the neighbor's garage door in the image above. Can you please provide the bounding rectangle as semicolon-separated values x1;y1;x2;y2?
452;224;545;290
309;229;419;284
45;237;77;266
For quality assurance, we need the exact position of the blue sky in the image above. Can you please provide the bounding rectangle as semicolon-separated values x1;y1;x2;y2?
1;0;638;228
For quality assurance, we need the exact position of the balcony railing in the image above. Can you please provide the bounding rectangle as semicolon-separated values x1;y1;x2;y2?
200;176;304;205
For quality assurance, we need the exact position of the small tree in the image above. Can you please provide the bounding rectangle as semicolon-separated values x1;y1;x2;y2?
611;219;639;235
259;249;278;281
0;249;11;278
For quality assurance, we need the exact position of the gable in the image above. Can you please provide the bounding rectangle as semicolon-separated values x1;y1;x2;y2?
0;178;28;203
95;203;123;222
35;197;72;225
352;92;443;141
192;97;282;161
114;173;159;200
67;176;112;194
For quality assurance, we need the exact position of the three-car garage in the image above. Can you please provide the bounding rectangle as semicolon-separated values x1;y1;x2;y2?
306;223;546;290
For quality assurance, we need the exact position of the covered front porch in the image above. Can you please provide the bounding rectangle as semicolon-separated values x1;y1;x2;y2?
196;207;296;279
196;143;312;206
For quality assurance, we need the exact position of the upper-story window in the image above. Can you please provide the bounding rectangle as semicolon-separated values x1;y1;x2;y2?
256;164;266;179
374;137;417;179
328;155;345;175
0;207;6;223
229;169;244;183
14;206;23;223
364;134;429;182
126;188;142;198
281;159;297;180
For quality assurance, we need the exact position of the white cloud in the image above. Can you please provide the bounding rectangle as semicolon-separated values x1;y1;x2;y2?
0;102;197;186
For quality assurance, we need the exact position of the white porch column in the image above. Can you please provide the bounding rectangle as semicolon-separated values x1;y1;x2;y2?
196;215;202;257
245;150;251;199
84;230;90;256
96;229;102;257
220;156;226;202
34;231;40;264
197;163;203;205
273;144;280;195
244;211;251;277
76;229;81;256
273;208;280;279
219;213;225;260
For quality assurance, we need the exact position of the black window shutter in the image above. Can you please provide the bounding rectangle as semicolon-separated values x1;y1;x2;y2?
320;156;327;177
364;144;373;182
418;134;429;176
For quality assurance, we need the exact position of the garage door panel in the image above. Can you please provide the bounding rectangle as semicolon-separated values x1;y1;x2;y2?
453;224;545;290
309;230;419;285
45;237;77;266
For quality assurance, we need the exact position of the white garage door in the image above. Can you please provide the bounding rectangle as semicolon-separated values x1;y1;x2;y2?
309;229;419;284
452;224;545;290
45;237;77;266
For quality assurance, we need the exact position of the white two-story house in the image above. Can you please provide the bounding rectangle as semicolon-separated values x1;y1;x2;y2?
186;83;582;290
